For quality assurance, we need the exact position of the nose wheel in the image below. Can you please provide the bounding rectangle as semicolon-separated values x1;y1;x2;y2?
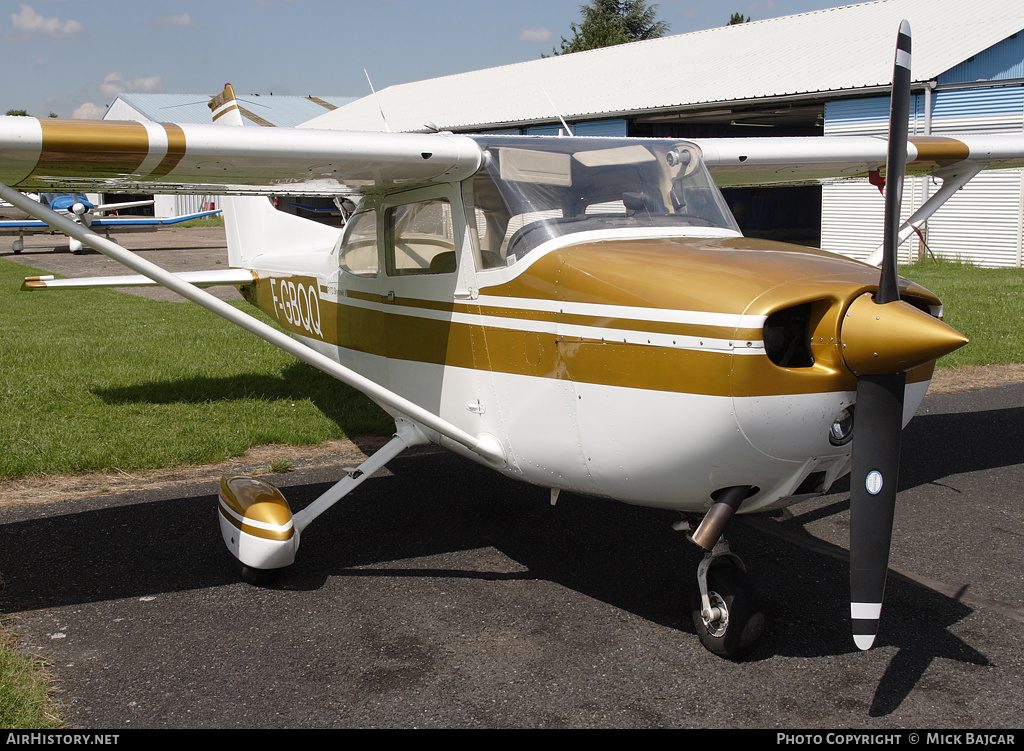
691;553;765;659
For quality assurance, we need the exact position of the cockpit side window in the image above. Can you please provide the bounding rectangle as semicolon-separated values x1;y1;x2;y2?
338;209;379;277
385;198;457;276
462;171;516;270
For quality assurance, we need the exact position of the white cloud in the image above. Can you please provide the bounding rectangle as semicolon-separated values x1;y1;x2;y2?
100;72;163;97
72;102;106;120
743;1;779;18
157;14;200;29
519;28;552;43
9;3;82;40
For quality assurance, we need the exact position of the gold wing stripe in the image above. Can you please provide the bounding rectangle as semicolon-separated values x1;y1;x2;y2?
39;119;149;177
150;123;187;178
908;136;971;166
35;119;188;181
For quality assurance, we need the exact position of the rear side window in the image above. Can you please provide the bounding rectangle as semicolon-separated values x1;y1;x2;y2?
338;210;379;277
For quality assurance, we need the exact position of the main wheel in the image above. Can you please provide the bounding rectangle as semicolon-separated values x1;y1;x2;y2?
230;555;282;586
691;562;765;659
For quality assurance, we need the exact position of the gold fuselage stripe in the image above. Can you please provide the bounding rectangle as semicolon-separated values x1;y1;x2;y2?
244;279;924;398
347;289;761;342
241;239;939;399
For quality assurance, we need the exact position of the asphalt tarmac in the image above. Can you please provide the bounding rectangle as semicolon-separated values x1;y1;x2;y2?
0;228;1022;729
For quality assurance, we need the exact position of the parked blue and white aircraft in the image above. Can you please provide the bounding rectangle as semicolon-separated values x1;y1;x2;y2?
1;192;219;253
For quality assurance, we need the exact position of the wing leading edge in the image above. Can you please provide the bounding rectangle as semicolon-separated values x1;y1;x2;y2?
2;115;1023;196
0;115;483;197
696;133;1024;187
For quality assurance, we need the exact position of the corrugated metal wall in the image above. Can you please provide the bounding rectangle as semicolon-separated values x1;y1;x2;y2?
822;88;1023;267
939;31;1024;84
822;33;1024;268
822;94;928;264
926;87;1023;267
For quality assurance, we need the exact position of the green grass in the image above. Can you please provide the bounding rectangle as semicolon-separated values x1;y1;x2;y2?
0;625;62;728
175;215;225;228
900;258;1024;368
0;252;387;727
0;257;391;480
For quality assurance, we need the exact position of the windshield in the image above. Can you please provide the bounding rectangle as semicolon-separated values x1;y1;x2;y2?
464;136;740;268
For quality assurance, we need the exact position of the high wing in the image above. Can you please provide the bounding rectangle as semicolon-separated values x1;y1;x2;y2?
695;133;1024;187
4;114;1024;197
0;115;482;197
696;132;1024;264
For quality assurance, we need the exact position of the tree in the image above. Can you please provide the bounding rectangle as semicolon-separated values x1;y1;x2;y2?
729;12;751;24
5;109;28;116
549;0;669;56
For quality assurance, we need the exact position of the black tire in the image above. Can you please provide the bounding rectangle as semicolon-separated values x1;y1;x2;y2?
231;556;282;586
691;563;765;659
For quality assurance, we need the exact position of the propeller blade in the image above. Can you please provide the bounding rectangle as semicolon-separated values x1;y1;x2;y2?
849;372;905;649
846;20;916;651
878;19;912;305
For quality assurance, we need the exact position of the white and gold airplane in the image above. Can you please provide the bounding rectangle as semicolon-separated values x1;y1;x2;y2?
1;23;1020;658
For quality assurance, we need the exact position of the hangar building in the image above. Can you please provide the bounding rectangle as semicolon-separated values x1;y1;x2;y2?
306;0;1024;267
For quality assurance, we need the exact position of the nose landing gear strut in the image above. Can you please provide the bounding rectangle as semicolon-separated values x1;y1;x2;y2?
681;485;765;659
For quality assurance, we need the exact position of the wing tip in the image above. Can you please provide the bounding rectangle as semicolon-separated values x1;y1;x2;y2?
21;275;53;290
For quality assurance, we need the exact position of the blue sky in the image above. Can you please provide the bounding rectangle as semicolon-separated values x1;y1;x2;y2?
2;0;847;119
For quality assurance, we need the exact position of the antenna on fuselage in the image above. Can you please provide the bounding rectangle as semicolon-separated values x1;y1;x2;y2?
363;68;392;133
540;84;574;137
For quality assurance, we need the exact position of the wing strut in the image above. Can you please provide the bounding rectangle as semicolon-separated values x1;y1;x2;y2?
863;163;984;267
0;181;505;469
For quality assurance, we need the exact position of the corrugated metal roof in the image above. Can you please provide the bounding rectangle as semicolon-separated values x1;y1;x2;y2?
107;93;356;126
305;0;1024;133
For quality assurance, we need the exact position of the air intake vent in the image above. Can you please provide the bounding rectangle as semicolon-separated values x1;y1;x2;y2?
764;303;814;368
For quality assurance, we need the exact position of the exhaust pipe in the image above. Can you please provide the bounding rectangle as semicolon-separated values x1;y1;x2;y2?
690;485;753;550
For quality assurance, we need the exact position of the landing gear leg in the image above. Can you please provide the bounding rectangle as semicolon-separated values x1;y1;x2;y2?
680;485;765;658
691;544;765;659
218;420;429;584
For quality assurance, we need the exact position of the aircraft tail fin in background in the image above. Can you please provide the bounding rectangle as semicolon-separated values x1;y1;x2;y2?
208;84;341;269
209;83;246;127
